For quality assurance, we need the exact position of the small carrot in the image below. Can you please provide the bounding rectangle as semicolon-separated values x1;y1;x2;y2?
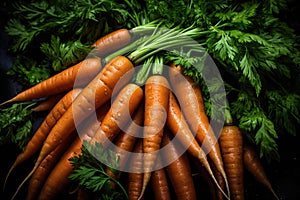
32;93;65;112
128;140;144;200
151;160;171;200
140;75;170;199
91;83;143;147
167;92;228;199
0;57;101;105
4;88;82;189
219;124;244;200
37;136;83;200
26;132;76;200
11;55;134;200
243;142;279;200
162;132;197;200
91;28;132;57
168;64;229;195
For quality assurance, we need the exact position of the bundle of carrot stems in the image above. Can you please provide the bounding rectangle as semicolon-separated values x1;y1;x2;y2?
1;24;279;200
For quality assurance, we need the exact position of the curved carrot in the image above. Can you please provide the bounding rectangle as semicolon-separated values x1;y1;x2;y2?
151;166;171;200
91;28;132;57
219;125;244;200
168;64;229;195
37;136;82;200
1;57;101;105
91;83;143;147
140;75;170;199
11;56;134;200
32;93;65;112
4;88;82;189
26;132;76;200
167;92;228;199
243;142;279;200
128;140;144;200
162;132;197;200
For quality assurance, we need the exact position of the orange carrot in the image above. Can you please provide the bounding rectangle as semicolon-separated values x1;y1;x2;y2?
151;165;171;200
37;136;83;200
26;132;76;200
11;55;134;200
91;83;143;147
243;142;279;200
128;140;144;200
167;92;228;199
4;88;82;189
140;75;170;199
91;28;132;57
32;93;65;112
1;57;101;105
162;132;197;200
168;64;229;195
219;125;244;200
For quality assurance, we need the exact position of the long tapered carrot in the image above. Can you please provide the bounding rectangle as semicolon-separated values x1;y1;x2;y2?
219;125;244;200
243;142;279;200
167;92;228;199
162;132;197;200
139;75;170;199
128;140;144;200
37;136;83;200
11;55;134;200
32;93;65;112
26;132;76;200
90;83;143;147
168;64;229;195
4;88;82;189
0;57;101;106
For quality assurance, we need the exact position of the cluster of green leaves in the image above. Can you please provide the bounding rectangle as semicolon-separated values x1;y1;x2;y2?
0;102;36;150
69;141;127;200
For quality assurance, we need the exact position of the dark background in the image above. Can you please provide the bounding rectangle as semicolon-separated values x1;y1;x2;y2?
0;0;300;200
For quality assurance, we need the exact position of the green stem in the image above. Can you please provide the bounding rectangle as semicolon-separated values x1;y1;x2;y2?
134;56;153;85
152;56;164;75
224;99;233;125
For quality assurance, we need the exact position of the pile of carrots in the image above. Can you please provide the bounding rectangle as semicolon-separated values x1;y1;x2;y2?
1;27;279;200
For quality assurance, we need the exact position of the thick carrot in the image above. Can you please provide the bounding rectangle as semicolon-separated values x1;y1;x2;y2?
32;93;65;112
128;140;144;200
36;136;82;200
168;64;229;195
91;83;143;147
140;75;170;199
167;92;228;199
219;125;244;200
91;28;132;57
4;88;82;189
243;142;279;200
1;57;101;105
162;132;197;200
11;56;134;200
151;163;171;200
26;132;76;200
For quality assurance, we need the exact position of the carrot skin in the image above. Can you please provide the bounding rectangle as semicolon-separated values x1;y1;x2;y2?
151;167;171;200
128;140;144;200
1;57;101;105
140;75;170;198
162;132;197;200
243;142;279;200
37;136;82;200
219;125;244;200
91;83;143;146
26;133;76;200
91;28;132;57
168;64;229;194
32;93;65;112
